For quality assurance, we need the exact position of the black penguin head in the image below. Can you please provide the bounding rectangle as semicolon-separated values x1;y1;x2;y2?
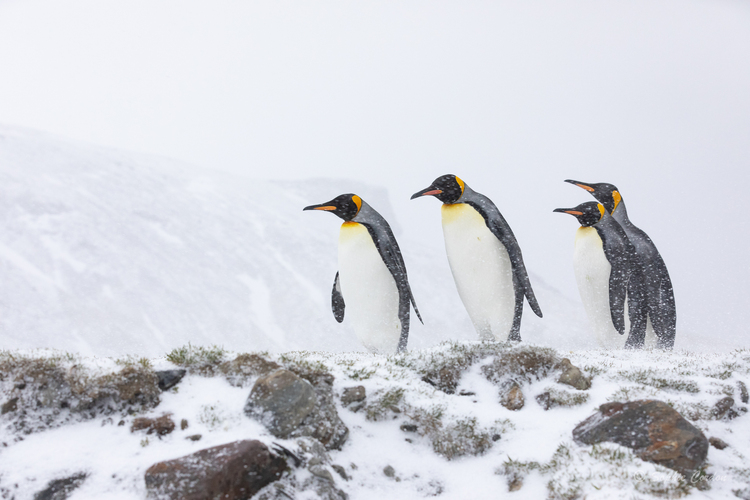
303;193;362;221
564;179;622;214
410;174;465;204
553;201;605;227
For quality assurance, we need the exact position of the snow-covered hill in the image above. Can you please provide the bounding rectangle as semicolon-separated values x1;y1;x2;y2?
0;125;588;358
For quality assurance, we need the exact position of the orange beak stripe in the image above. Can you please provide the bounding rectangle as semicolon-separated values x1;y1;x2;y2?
422;189;443;196
313;206;337;211
565;210;583;215
576;184;595;192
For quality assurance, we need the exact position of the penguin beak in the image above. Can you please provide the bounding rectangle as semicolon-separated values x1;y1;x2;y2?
410;186;442;200
553;208;583;216
303;202;337;212
564;179;595;192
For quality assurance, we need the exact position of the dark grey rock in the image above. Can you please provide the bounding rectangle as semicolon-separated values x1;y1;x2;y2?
33;473;88;500
309;465;335;483
144;440;286;500
573;400;708;477
185;434;202;441
245;370;317;439
400;423;418;432
219;354;281;387
155;370;186;391
383;465;396;478
341;386;366;405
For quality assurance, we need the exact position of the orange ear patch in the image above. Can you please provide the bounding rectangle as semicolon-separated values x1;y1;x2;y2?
352;195;362;213
455;176;465;194
597;204;605;218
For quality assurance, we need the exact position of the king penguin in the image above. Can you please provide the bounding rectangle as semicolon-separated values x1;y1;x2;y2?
304;193;422;354
565;180;676;349
554;202;648;348
411;175;542;341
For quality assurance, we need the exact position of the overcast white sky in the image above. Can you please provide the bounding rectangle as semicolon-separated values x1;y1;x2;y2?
0;0;748;343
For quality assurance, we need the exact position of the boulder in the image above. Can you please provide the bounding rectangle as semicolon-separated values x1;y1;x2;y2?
573;400;708;477
245;370;317;438
144;440;286;500
341;386;366;405
245;369;349;450
220;354;281;387
500;382;525;411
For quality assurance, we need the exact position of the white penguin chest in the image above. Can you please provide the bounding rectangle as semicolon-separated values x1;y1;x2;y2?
337;222;401;353
573;227;625;348
441;203;515;340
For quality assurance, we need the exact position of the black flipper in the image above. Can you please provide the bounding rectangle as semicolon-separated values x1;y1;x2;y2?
331;271;345;323
465;198;543;325
624;267;648;348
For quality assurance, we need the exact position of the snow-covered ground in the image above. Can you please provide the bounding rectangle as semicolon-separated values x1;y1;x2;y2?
1;344;749;499
0;127;748;500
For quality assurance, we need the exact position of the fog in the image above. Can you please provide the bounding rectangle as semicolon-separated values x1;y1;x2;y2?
0;0;748;345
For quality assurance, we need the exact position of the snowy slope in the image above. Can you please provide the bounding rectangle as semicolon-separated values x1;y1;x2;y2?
0;125;589;357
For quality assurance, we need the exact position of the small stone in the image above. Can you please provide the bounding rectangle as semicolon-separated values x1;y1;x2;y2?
501;382;525;411
186;434;202;442
155;369;187;391
492;434;501;442
738;381;749;404
180;419;189;430
383;465;396;478
131;414;176;436
712;397;740;420
557;358;591;391
400;423;418;433
508;476;523;492
458;390;476;396
1;397;18;415
341;386;366;405
535;392;552;410
388;405;401;414
709;437;729;450
117;420;125;426
14;382;26;390
331;464;349;481
309;465;335;483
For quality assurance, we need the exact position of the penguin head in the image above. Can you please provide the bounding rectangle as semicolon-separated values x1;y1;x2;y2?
564;179;622;214
303;194;362;221
411;174;465;204
553;201;606;227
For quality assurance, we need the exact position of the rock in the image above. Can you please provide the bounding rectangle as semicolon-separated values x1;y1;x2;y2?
309;465;335;483
144;439;286;500
535;392;552;410
331;464;349;481
131;414;176;436
738;381;749;404
186;434;202;441
155;370;186;391
33;472;88;500
1;397;18;415
709;437;729;450
246;368;349;450
383;465;396;478
573;400;708;477
556;358;591;390
245;370;317;438
180;419;188;430
220;354;281;387
711;397;745;420
500;382;525;411
341;386;366;405
535;388;589;410
400;423;418;432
